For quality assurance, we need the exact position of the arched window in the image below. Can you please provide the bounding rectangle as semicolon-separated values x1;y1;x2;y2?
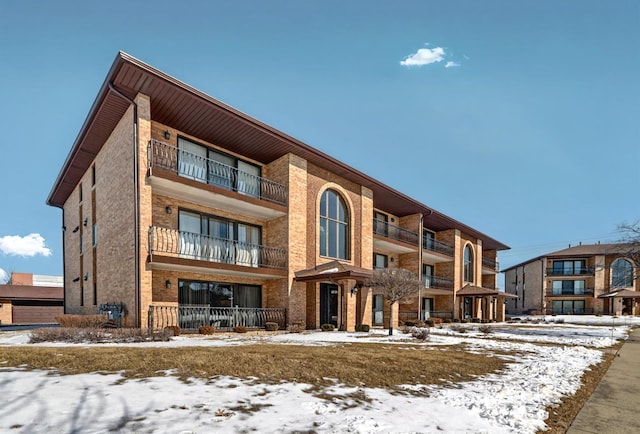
464;244;474;283
612;258;634;288
319;189;350;260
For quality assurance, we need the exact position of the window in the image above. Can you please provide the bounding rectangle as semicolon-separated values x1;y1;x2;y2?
91;165;96;186
373;211;388;236
612;258;634;288
463;245;474;283
178;210;261;267
92;223;98;246
319;189;350;260
552;280;585;295
552;260;587;275
178;280;261;308
552;300;585;314
423;230;435;250
79;183;83;202
373;253;388;269
423;264;434;287
177;137;261;198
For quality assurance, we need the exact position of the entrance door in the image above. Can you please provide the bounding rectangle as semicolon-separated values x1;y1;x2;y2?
463;297;473;319
320;283;339;326
422;298;434;320
372;294;384;325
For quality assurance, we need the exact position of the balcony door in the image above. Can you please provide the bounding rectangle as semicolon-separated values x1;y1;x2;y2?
372;294;384;325
423;264;434;287
178;138;207;182
179;211;202;259
237;160;260;198
236;224;260;267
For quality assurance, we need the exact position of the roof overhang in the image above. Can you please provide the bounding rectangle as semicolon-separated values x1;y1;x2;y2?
47;52;509;251
599;290;640;298
456;285;517;298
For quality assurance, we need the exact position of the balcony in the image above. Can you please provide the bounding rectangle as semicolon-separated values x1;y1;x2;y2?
423;275;454;290
148;226;287;277
148;305;287;332
482;257;499;274
546;288;594;297
372;218;419;253
148;140;287;219
546;267;594;276
422;235;454;263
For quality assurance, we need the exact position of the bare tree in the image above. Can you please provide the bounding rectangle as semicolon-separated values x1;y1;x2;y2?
0;268;10;285
618;220;640;277
365;268;422;335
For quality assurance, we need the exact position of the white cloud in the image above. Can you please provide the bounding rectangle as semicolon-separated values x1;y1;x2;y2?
400;47;446;66
445;61;460;68
0;233;52;257
0;268;7;283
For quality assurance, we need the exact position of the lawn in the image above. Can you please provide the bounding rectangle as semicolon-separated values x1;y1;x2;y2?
0;315;636;433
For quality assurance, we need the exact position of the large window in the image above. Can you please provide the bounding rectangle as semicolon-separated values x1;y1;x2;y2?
178;209;261;267
552;280;585;295
177;137;261;198
179;280;261;308
463;245;474;283
612;258;634;288
319;189;350;260
552;300;585;314
552;260;587;275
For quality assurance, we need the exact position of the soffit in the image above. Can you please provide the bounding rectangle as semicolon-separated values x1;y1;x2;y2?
48;52;509;251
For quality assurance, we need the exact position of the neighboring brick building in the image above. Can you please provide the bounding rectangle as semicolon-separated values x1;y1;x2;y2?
47;52;510;330
0;272;64;325
503;243;639;316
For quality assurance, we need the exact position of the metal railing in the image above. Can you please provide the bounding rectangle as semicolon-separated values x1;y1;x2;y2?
148;305;286;332
148;139;288;206
542;307;595;315
482;257;499;271
373;218;419;245
422;236;454;256
546;288;594;297
423;275;454;290
546;267;594;276
399;310;453;322
149;226;287;270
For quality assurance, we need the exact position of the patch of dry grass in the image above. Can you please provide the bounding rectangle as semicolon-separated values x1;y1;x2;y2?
0;343;508;391
540;343;622;433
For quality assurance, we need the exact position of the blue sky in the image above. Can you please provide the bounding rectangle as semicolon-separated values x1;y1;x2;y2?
0;1;638;286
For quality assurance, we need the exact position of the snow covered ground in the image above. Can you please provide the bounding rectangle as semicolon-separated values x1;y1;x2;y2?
0;316;637;434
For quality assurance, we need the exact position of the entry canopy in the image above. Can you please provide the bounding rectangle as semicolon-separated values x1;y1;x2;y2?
294;261;372;283
598;289;640;298
456;284;518;298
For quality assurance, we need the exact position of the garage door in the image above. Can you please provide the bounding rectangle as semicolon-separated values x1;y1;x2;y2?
12;304;63;324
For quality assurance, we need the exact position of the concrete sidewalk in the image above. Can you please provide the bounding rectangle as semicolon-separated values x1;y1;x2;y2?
567;327;640;434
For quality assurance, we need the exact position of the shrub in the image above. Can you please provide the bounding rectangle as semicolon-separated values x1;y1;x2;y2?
555;318;565;324
199;325;215;335
321;323;335;332
411;327;430;341
56;314;108;329
29;327;168;344
478;325;492;334
404;320;416;327
443;318;452;324
354;324;370;332
164;325;181;336
287;320;306;333
265;322;279;332
471;318;481;323
452;318;460;323
233;325;248;334
450;324;467;333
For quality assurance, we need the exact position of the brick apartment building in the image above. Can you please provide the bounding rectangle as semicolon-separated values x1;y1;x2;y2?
503;243;639;316
47;52;510;330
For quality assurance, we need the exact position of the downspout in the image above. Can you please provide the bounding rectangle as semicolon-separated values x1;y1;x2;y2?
107;82;140;327
62;215;67;314
418;213;423;320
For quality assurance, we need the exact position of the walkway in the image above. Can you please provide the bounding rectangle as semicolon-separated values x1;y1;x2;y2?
567;327;640;434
